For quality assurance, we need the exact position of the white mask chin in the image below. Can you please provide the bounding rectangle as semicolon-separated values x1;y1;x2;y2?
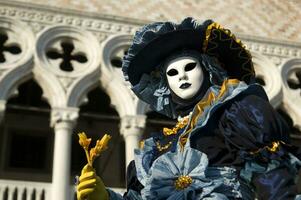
165;56;204;100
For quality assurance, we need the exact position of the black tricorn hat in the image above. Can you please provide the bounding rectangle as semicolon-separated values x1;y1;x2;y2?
122;17;255;86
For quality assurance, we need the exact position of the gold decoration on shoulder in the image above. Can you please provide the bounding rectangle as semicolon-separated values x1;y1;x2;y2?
174;175;193;190
156;141;172;152
163;115;190;136
250;141;285;155
178;79;240;151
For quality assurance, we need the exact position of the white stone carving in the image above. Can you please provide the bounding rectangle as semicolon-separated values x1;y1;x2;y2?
67;72;100;107
101;79;137;116
35;25;100;77
99;34;137;116
0;2;140;36
101;34;132;83
34;25;102;107
120;115;147;166
245;41;301;61
252;52;283;108
0;17;35;100
50;107;79;200
280;59;301;128
50;107;79;127
120;115;146;135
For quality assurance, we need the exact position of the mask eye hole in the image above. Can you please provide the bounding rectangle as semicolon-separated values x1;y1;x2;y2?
184;62;197;72
167;69;178;76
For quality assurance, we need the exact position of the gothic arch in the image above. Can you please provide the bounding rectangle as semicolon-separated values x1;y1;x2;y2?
33;64;66;108
66;71;100;107
102;78;136;116
280;58;301;127
252;52;283;107
34;25;101;108
100;34;132;84
0;17;35;100
100;34;137;116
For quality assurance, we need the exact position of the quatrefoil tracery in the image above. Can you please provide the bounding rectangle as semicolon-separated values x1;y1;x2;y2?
287;70;301;92
110;48;128;68
46;41;87;72
0;31;21;63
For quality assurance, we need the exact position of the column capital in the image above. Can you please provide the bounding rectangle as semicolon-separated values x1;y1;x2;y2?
120;115;146;137
50;107;79;128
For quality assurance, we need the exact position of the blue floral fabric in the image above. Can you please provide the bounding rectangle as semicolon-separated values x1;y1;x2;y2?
134;137;157;186
141;147;241;200
106;76;301;200
187;81;250;137
107;81;301;199
108;189;142;200
134;80;249;187
129;81;252;200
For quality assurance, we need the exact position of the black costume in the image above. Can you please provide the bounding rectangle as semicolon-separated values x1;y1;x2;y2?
112;17;301;200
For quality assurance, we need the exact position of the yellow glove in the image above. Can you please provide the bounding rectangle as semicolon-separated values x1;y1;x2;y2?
77;164;109;200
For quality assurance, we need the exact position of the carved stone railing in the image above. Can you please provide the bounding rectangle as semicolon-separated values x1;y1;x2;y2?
0;179;51;200
0;179;126;200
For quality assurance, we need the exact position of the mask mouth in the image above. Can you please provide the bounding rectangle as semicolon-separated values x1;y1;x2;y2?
180;82;191;89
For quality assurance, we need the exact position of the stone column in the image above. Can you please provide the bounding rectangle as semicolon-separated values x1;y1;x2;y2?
0;100;6;171
120;115;146;168
0;100;6;124
50;107;79;200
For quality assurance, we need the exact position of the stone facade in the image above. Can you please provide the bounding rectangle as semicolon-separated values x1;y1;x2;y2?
5;0;301;41
0;0;300;199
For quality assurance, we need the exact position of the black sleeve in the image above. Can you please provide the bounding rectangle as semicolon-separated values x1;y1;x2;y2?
124;161;143;196
252;167;299;200
219;93;290;152
218;90;300;199
190;86;293;167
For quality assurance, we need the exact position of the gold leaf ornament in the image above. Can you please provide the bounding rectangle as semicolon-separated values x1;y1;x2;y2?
90;134;111;164
78;132;91;150
78;132;111;167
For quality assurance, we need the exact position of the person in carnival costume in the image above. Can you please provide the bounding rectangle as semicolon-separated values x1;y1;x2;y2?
77;17;301;200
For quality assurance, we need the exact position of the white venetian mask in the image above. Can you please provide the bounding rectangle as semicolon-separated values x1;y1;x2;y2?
165;56;204;99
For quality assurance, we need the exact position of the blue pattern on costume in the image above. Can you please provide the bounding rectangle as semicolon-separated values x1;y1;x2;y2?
108;188;143;200
134;138;157;186
134;81;252;199
188;81;250;137
108;82;301;199
142;146;240;200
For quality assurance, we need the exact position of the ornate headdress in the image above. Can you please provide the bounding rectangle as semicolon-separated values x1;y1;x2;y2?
122;17;255;118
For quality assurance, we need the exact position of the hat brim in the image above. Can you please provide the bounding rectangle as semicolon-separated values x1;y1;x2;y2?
128;29;204;86
124;19;255;86
204;23;254;83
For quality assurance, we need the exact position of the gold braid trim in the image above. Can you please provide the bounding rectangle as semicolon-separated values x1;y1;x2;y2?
156;141;172;152
202;22;255;82
163;115;190;136
203;22;246;52
250;141;286;155
179;79;240;150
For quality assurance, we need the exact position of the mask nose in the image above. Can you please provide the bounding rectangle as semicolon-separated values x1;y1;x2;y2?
179;70;188;81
